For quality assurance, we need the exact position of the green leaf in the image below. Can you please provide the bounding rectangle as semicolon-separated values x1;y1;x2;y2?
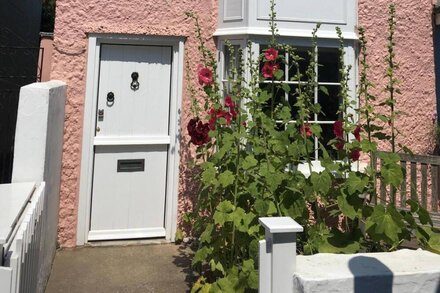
337;193;360;220
200;224;213;244
242;155;258;170
366;205;405;244
319;85;329;96
213;201;234;226
310;171;331;195
380;163;403;187
346;172;369;195
192;246;213;266
281;83;291;94
218;170;235;188
201;162;216;185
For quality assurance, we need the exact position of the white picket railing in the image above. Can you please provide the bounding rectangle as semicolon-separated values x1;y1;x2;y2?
0;182;46;293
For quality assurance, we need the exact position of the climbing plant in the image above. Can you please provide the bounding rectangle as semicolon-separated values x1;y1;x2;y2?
185;2;440;292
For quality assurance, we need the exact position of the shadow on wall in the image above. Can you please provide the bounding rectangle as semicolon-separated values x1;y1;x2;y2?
348;256;393;293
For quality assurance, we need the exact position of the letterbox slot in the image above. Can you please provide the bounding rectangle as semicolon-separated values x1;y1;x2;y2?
117;159;145;172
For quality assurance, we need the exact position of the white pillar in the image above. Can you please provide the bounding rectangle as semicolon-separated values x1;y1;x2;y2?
259;217;303;293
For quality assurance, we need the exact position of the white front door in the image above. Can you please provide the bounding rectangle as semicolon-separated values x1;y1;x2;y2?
88;44;172;241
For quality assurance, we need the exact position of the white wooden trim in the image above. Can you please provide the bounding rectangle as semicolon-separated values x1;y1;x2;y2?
93;136;171;146
77;35;184;246
213;27;358;40
87;227;166;241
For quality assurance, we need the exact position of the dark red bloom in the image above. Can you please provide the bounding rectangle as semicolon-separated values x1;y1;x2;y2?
197;65;213;86
264;48;279;62
336;141;345;150
354;125;362;142
187;118;210;145
300;123;313;137
224;96;235;108
333;121;344;139
262;62;280;79
351;149;361;161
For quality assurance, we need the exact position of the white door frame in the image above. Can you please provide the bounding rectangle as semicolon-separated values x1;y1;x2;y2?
76;34;185;245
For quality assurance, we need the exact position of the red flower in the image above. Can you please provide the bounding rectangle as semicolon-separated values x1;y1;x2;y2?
262;62;279;79
264;48;279;61
224;96;235;108
354;125;362;142
300;123;313;137
208;108;232;130
333;121;344;139
187;118;210;145
197;65;213;86
351;149;361;161
336;141;345;150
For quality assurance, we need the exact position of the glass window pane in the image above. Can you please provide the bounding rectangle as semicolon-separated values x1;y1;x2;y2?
318;85;340;121
260;83;286;115
318;124;338;160
288;85;313;121
318;48;340;83
224;45;241;80
289;48;311;82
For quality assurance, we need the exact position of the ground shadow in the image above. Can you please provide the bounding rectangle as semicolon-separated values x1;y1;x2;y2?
172;243;196;293
348;256;393;293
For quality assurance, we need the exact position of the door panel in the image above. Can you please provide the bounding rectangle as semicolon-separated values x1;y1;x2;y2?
96;45;172;137
89;44;172;241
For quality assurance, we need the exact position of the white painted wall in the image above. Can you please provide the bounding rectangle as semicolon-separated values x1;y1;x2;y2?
259;217;440;293
12;80;66;293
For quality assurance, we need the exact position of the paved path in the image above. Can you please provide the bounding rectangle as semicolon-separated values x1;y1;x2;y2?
45;244;194;293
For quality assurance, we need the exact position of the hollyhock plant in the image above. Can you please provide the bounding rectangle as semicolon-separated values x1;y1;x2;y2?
354;125;362;142
333;120;344;139
187;118;210;145
300;124;313;137
262;62;279;79
350;149;361;161
197;65;213;86
208;108;232;130
264;47;279;61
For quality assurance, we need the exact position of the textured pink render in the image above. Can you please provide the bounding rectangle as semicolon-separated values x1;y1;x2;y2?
51;0;437;247
358;0;437;153
51;0;218;247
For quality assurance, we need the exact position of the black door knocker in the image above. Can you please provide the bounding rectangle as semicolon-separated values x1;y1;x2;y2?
130;72;139;91
106;91;115;106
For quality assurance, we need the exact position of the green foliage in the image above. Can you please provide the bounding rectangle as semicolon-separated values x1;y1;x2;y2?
186;2;439;292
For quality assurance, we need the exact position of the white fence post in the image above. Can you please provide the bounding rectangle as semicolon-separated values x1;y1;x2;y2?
258;217;303;293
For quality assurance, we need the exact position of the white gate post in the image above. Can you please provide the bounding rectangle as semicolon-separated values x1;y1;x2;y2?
258;217;303;293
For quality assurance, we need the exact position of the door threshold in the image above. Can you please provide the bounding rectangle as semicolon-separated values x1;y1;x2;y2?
86;238;170;247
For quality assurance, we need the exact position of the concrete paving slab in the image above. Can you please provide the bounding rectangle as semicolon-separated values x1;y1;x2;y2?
45;244;194;293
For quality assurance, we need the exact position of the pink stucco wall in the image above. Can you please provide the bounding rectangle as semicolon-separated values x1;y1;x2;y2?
51;0;218;247
52;0;437;247
358;0;437;154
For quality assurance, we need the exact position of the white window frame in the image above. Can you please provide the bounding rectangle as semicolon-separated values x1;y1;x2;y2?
217;36;360;172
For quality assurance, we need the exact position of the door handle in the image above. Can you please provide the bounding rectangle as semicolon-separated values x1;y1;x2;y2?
107;92;115;103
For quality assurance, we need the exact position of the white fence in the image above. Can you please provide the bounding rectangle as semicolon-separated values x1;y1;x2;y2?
0;81;66;293
258;217;440;293
0;183;46;293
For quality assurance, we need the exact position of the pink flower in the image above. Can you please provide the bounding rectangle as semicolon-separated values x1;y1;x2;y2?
354;125;362;142
197;65;213;86
351;149;361;161
262;62;279;79
264;48;279;61
333;121;344;139
300;124;313;137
